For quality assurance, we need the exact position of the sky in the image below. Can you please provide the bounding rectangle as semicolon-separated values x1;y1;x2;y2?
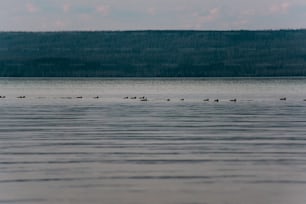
1;0;306;31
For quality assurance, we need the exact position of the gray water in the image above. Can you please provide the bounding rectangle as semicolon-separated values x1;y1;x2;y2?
1;78;306;204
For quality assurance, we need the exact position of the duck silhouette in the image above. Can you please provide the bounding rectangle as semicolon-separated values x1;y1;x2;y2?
140;98;148;101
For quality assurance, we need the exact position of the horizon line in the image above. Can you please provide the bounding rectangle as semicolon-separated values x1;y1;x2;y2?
1;28;306;33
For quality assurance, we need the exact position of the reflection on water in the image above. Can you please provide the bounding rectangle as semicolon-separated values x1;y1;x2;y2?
1;78;306;204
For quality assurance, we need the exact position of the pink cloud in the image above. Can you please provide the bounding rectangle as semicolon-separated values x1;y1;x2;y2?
96;5;110;16
206;8;219;21
55;20;66;29
270;2;291;14
26;3;39;13
147;7;157;16
62;3;71;13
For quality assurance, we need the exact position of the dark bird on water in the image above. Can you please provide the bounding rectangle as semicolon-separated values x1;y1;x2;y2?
230;98;237;102
214;99;219;102
76;96;83;99
166;99;170;101
203;98;209;102
140;98;148;101
280;97;286;101
93;96;99;99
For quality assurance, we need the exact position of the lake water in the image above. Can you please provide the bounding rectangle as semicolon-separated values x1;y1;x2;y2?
1;77;306;204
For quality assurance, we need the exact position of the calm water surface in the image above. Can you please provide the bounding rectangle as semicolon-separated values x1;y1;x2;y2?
1;78;306;204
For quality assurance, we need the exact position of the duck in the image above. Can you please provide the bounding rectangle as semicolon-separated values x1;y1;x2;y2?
180;98;184;101
280;97;286;101
76;96;83;99
140;98;148;102
17;96;26;99
0;96;5;99
131;96;137;99
214;99;219;102
93;96;99;99
230;98;237;102
123;96;129;99
203;98;209;102
166;99;170;101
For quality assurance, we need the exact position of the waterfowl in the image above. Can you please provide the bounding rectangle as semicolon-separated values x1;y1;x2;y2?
180;98;184;101
123;96;129;99
140;98;148;101
17;96;26;99
131;97;137;99
203;98;209;102
139;96;145;99
76;96;83;99
230;98;237;102
214;99;219;102
166;99;170;101
0;96;5;99
93;96;99;99
280;97;286;101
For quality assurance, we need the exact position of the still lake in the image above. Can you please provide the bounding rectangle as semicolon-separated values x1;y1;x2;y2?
1;77;306;204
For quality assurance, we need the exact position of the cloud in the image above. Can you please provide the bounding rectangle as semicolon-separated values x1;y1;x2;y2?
270;2;291;14
96;5;110;16
147;7;157;16
193;8;220;28
55;20;66;28
206;8;219;21
0;0;305;31
241;9;256;16
26;3;39;13
62;3;71;13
